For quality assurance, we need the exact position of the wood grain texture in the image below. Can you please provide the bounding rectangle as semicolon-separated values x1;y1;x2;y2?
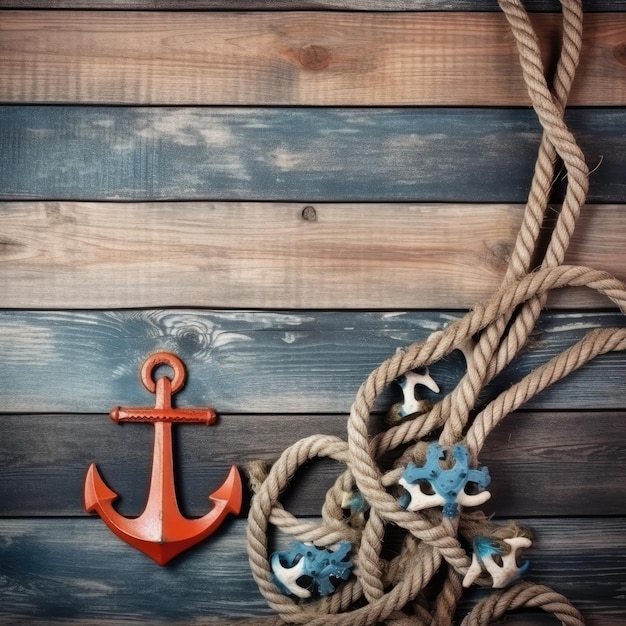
0;517;623;624
0;411;623;517
1;201;623;309
1;12;626;105
1;1;624;624
0;309;623;414
1;1;624;11
2;107;625;203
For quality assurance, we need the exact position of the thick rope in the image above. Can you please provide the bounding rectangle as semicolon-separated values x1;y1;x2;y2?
239;1;624;624
439;0;586;446
460;581;585;626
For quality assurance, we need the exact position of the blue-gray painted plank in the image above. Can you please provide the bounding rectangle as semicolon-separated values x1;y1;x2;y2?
1;107;624;202
0;517;623;624
0;310;623;413
0;411;623;517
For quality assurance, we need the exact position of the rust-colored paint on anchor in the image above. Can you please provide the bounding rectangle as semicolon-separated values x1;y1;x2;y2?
84;352;243;565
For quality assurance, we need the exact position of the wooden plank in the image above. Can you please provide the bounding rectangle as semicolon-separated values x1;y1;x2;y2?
0;411;623;518
0;310;623;414
0;201;519;310
1;201;623;309
1;107;625;203
0;517;623;624
1;12;626;105
0;1;623;11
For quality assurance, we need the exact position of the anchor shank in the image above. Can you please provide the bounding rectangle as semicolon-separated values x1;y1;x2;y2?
139;377;183;532
142;420;185;534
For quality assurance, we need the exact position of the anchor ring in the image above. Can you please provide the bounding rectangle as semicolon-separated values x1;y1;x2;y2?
141;352;186;394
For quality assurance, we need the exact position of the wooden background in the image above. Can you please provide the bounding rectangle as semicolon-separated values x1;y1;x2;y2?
0;1;625;624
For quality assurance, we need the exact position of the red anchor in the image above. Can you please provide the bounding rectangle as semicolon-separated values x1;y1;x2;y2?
84;352;243;565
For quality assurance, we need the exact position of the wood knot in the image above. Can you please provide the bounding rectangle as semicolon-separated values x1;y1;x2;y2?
301;205;317;221
613;42;626;67
484;240;513;271
299;45;331;70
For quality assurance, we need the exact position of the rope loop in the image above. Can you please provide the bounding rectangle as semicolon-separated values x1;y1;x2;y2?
241;1;625;624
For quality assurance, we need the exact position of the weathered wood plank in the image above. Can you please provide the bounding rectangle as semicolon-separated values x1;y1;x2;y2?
1;12;625;105
1;107;624;203
0;517;623;624
0;411;623;518
1;202;623;309
0;310;623;414
1;1;624;11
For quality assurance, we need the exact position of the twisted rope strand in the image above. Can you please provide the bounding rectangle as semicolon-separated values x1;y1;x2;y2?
494;0;588;370
460;581;585;626
440;0;585;446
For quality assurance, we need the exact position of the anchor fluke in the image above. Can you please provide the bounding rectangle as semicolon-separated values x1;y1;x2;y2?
210;465;243;514
84;463;119;510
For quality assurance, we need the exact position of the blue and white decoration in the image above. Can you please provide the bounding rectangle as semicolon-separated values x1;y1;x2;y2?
463;534;532;588
399;443;491;517
271;541;353;599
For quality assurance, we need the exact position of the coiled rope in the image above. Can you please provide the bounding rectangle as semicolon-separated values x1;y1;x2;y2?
239;1;625;624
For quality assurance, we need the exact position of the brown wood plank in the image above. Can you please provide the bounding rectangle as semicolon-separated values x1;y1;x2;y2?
1;1;623;11
0;517;623;624
0;411;623;518
0;202;624;309
1;12;625;105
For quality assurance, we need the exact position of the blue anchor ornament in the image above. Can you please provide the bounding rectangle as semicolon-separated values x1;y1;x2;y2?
462;535;532;588
399;443;491;517
271;541;353;598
